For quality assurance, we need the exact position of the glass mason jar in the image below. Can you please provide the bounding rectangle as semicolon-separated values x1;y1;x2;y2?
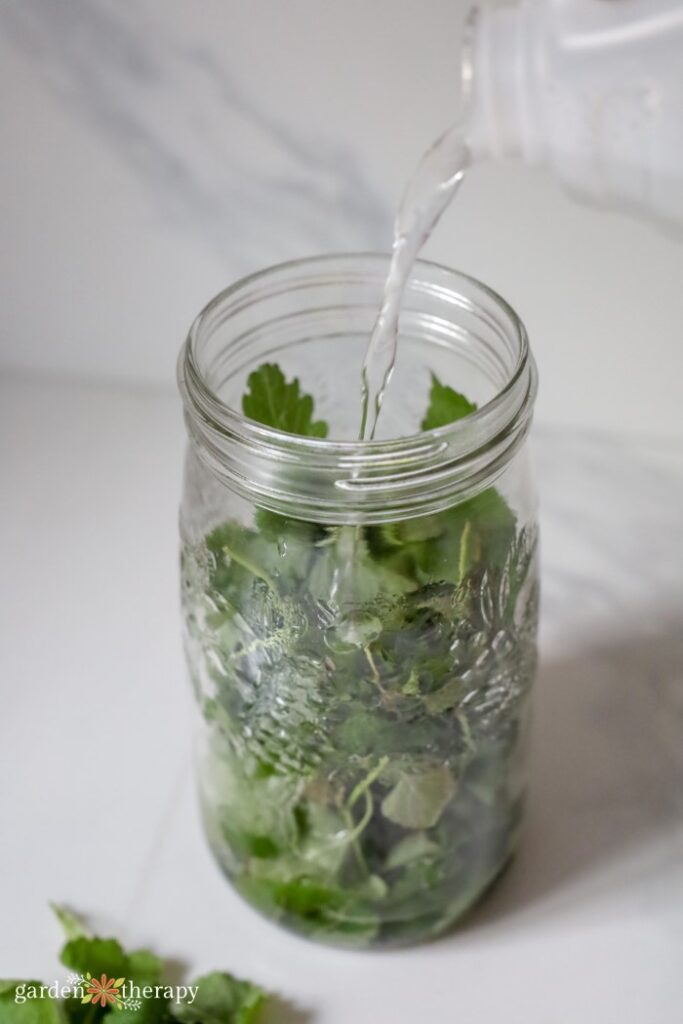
178;254;539;949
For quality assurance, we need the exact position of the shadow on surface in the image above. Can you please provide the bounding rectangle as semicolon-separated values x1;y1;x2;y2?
464;617;683;930
162;957;190;987
260;996;314;1024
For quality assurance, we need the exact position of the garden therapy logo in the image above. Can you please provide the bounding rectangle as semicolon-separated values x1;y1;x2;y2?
78;972;126;1010
5;907;266;1022
14;973;198;1011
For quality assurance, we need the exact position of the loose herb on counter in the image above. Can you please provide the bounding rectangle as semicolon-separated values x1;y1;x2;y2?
1;906;268;1024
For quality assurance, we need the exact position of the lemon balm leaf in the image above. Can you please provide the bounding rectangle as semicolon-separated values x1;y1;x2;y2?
421;372;477;430
60;937;130;981
4;912;274;1024
381;766;457;829
170;972;267;1024
50;905;88;944
59;935;166;1023
242;363;328;438
0;984;67;1024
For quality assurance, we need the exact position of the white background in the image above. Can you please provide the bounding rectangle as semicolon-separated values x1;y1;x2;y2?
0;0;682;438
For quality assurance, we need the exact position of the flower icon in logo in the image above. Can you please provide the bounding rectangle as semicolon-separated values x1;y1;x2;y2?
81;973;125;1009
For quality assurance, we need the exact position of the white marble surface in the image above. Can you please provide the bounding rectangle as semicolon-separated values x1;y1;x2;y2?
1;372;682;1021
1;0;683;437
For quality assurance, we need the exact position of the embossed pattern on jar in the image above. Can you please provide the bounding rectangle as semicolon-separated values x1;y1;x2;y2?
178;255;539;948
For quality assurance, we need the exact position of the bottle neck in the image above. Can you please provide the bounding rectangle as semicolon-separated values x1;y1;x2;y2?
464;3;540;165
462;0;683;228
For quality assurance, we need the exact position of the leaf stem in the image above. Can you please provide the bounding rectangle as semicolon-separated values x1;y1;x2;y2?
347;756;389;810
222;543;275;589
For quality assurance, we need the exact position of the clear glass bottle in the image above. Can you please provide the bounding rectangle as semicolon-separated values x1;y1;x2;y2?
463;0;683;229
178;254;539;948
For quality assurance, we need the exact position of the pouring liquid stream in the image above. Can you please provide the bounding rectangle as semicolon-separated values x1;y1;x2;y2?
359;117;471;441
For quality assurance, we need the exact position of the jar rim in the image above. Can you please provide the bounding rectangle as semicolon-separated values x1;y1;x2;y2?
178;253;537;523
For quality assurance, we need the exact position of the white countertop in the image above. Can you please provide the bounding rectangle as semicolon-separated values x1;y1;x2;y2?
1;372;682;1022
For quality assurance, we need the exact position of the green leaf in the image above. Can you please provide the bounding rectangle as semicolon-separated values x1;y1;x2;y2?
385;832;441;869
242;363;328;438
60;938;162;987
7;910;274;1024
269;877;346;922
60;937;128;980
381;766;456;829
307;526;414;608
126;950;166;984
60;936;166;1024
0;983;66;1024
213;762;304;864
335;712;393;755
420;372;477;431
51;905;88;943
455;487;517;572
423;677;463;715
295;803;351;876
170;972;266;1024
